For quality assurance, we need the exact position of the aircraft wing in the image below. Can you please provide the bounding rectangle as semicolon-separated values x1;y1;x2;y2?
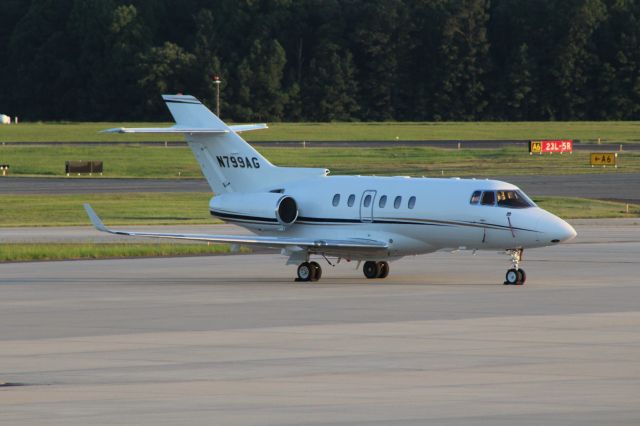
84;204;388;251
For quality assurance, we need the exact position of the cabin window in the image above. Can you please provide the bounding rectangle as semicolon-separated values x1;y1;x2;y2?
470;190;482;205
363;194;372;207
481;191;495;206
332;194;340;207
394;196;402;209
408;196;416;209
379;195;387;208
347;194;356;207
496;190;534;208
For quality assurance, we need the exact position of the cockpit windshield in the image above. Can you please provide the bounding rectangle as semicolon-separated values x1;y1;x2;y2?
470;189;536;208
496;190;535;208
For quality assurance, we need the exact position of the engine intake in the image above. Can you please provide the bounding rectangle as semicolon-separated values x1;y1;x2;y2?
276;196;298;225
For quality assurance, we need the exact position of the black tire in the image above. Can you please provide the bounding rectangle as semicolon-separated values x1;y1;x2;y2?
297;262;312;281
363;261;378;279
309;261;322;281
504;268;519;285
516;269;526;285
377;262;389;279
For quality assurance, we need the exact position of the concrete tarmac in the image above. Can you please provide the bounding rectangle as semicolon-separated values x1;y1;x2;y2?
1;222;640;425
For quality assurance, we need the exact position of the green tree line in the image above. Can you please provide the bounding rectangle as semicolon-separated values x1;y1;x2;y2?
1;0;639;122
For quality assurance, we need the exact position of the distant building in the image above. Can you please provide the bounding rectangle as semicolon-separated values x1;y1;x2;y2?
0;114;10;124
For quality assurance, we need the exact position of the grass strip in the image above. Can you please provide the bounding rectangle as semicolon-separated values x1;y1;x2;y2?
0;243;248;262
0;193;216;227
2;145;640;177
533;197;640;219
2;121;640;143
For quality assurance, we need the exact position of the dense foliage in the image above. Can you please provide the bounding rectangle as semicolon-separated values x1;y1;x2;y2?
1;0;639;122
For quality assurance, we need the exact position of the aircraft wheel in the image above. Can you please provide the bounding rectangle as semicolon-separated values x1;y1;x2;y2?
504;268;523;285
309;261;322;281
377;261;389;279
297;262;312;282
363;261;378;279
516;269;526;285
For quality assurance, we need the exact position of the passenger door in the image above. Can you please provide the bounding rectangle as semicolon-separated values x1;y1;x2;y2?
479;190;496;244
360;190;376;222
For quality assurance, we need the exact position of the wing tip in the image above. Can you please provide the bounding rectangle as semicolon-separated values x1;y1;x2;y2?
83;203;109;233
100;127;126;134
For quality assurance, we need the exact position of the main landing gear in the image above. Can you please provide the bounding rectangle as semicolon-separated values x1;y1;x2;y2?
504;248;526;285
296;261;322;282
295;260;390;282
363;261;390;279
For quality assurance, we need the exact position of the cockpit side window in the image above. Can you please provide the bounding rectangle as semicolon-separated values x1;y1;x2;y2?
481;191;495;206
496;190;534;208
470;190;482;205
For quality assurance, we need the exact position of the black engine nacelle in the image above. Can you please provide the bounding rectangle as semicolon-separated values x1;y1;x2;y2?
209;192;298;228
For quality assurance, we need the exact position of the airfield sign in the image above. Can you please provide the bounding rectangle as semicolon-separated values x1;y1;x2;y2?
529;140;573;154
590;152;617;168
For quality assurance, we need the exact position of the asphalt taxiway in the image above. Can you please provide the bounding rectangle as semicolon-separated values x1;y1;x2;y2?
1;221;639;425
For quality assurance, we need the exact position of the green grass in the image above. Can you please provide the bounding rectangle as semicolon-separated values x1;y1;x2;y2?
0;145;201;177
2;145;640;177
0;193;216;227
0;243;247;262
0;192;636;228
2;121;640;143
264;147;640;176
533;197;640;219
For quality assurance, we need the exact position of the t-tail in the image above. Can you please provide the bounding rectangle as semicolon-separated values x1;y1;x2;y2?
103;94;328;194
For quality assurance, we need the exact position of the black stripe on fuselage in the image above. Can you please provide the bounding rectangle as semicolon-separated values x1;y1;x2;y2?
210;211;538;233
298;216;360;223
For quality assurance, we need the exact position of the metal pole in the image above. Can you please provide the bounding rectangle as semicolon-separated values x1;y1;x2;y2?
213;75;221;117
216;81;220;116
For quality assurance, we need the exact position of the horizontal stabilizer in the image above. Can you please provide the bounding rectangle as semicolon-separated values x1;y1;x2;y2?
229;123;268;133
101;126;228;134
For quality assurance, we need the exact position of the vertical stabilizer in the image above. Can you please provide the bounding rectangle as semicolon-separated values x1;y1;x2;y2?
160;95;328;195
162;95;275;194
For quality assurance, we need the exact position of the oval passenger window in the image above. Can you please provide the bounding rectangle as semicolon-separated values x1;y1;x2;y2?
332;194;340;206
363;194;372;207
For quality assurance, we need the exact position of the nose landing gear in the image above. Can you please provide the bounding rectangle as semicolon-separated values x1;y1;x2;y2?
504;249;526;285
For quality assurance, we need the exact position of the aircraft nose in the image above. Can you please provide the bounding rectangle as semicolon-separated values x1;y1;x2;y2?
541;213;577;244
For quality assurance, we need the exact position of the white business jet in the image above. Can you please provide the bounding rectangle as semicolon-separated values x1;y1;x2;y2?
85;94;576;285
